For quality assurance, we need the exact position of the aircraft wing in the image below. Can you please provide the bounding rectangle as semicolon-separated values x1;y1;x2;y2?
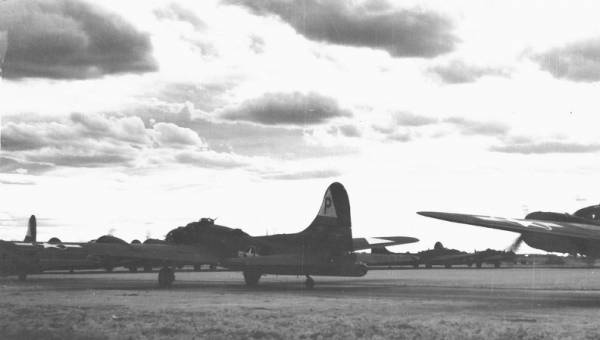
352;236;419;251
418;211;600;241
84;242;221;264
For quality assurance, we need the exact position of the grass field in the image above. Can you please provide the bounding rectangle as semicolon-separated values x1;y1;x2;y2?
2;268;600;339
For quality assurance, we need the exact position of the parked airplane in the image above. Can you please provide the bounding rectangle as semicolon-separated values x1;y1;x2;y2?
164;182;416;288
418;203;600;258
0;183;416;288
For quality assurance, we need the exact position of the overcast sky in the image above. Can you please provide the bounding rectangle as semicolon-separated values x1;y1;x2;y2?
2;0;600;253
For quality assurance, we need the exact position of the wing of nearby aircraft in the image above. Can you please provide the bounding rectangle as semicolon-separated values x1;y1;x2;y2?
418;211;600;241
418;207;600;257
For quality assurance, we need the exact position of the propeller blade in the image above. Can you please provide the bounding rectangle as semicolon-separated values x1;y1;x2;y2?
506;235;524;253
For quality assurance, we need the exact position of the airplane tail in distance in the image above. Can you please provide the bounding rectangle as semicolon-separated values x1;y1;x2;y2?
302;182;353;254
24;215;36;242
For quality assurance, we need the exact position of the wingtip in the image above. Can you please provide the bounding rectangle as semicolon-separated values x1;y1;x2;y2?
381;236;419;244
417;211;436;218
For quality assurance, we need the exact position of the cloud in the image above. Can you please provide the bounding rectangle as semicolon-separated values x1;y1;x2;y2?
0;178;35;185
249;35;266;54
0;156;53;174
129;104;357;159
261;169;341;180
338;124;361;138
174;150;248;169
392;112;438;126
0;30;6;75
445;117;510;137
0;0;157;79
491;141;600;154
156;82;235;112
220;92;351;125
154;3;205;30
532;38;600;82
153;122;205;147
0;113;227;171
428;60;509;84
226;0;457;58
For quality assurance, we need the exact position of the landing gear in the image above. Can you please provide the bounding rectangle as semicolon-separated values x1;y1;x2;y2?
128;266;138;273
476;262;482;268
444;264;452;269
494;262;501;268
304;275;315;289
193;264;202;272
105;266;114;273
425;263;432;269
143;265;152;273
243;270;261;286
412;263;419;269
158;267;175;288
17;272;27;281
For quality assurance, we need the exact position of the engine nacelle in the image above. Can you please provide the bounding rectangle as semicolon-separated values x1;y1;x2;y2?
523;233;580;255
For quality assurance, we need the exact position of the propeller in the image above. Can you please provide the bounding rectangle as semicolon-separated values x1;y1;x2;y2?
506;234;524;253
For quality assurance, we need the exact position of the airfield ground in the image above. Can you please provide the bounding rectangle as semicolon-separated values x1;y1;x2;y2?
2;268;600;339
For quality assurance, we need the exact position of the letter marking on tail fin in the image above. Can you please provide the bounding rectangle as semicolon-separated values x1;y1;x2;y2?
318;189;337;218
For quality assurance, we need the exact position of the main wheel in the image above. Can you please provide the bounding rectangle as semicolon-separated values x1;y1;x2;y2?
17;272;27;281
494;262;501;268
476;262;482;268
243;270;261;286
444;264;452;269
425;263;432;269
143;265;152;272
305;276;315;289
128;266;138;273
158;267;175;288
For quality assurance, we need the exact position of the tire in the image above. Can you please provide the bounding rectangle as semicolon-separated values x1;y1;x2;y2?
243;270;261;286
158;267;175;288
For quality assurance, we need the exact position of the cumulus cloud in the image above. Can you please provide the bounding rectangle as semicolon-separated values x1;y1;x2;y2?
445;117;510;137
0;113;242;172
261;169;341;180
0;0;157;79
428;60;509;84
154;3;205;29
221;92;351;125
226;0;456;58
491;141;600;154
532;38;600;82
153;122;205;147
0;156;53;174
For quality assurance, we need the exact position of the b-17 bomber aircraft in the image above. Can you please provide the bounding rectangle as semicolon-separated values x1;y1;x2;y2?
363;242;515;268
0;183;417;288
418;203;600;259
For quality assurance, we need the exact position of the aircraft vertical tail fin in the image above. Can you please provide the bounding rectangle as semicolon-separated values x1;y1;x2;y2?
301;182;353;254
24;215;36;242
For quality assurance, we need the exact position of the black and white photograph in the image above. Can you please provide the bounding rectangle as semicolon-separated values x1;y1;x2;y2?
2;0;600;338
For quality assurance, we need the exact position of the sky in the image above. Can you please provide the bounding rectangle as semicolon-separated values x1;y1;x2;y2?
2;0;600;253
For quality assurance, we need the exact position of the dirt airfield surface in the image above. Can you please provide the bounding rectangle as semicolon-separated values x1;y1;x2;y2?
2;268;600;339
